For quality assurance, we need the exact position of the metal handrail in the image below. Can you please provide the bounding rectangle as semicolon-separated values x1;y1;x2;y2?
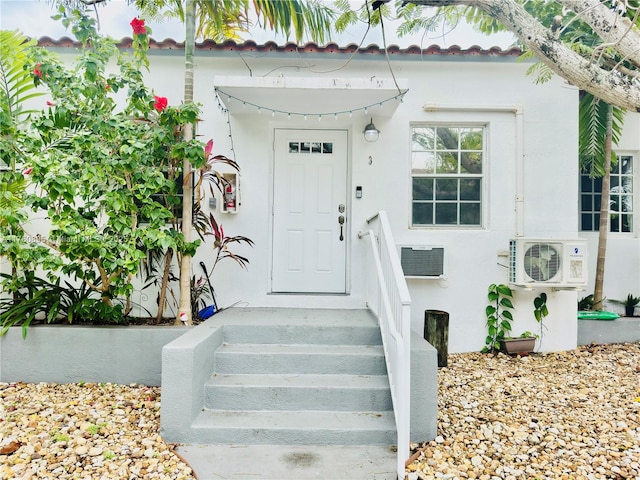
360;210;411;480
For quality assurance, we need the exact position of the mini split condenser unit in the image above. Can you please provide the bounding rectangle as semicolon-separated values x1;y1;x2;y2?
399;246;445;278
509;238;588;288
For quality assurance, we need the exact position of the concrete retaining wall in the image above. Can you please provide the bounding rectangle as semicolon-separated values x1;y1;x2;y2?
410;331;438;441
0;325;188;386
160;320;225;443
577;318;640;345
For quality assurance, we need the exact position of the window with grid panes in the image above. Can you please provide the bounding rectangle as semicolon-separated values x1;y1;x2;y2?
411;125;484;226
580;155;633;233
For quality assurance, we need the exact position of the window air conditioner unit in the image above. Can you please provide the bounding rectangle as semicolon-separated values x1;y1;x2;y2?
399;246;445;278
509;238;587;288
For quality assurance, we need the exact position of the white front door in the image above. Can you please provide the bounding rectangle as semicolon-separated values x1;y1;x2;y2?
272;129;348;293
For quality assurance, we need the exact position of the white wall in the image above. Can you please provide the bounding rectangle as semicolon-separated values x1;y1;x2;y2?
39;46;593;352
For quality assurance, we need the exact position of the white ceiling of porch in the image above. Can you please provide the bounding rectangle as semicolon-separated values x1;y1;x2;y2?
213;76;408;119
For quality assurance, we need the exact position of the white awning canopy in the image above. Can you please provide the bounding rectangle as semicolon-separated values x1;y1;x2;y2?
213;76;408;119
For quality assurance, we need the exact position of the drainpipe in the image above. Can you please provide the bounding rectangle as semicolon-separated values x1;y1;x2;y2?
422;104;525;236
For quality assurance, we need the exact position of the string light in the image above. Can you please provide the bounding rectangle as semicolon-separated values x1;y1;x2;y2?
214;88;408;120
212;87;409;174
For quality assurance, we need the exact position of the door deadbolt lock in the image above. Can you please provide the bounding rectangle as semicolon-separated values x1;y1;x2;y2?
338;204;345;213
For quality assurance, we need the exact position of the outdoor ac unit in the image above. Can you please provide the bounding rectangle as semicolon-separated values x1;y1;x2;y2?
399;246;445;278
509;238;588;288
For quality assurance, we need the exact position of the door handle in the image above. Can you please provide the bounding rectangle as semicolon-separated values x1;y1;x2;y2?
338;215;345;241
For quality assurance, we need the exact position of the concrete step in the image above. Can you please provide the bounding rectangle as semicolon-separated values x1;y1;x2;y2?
214;343;387;375
204;374;393;411
222;324;382;346
219;308;382;346
191;410;397;445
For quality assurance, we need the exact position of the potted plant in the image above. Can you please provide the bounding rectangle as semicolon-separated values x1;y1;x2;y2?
500;331;537;354
483;285;548;355
482;283;515;353
610;293;640;317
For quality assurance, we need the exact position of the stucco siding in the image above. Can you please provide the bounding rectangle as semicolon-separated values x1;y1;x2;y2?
33;45;638;353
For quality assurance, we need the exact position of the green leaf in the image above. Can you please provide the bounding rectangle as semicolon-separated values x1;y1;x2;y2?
500;298;514;309
496;284;513;297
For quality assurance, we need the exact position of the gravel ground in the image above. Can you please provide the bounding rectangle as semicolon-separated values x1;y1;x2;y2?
1;343;638;480
407;342;640;480
0;383;195;479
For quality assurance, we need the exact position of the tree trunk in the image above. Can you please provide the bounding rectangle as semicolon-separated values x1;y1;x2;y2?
156;248;173;324
177;0;196;326
593;104;613;310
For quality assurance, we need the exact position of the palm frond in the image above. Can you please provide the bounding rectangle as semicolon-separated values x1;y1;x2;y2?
579;92;625;176
0;172;27;210
251;0;335;44
0;30;43;123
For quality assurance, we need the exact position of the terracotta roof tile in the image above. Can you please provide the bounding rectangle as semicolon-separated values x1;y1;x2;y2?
37;37;522;57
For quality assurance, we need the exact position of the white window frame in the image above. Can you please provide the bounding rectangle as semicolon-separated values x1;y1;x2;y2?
580;153;635;233
410;123;486;228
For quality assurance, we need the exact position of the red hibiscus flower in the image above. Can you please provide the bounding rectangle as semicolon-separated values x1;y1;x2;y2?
130;17;147;35
23;167;33;175
46;101;55;106
33;63;43;78
153;95;168;112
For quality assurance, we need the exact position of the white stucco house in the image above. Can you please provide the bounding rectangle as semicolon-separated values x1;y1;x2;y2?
3;34;637;477
33;35;638;352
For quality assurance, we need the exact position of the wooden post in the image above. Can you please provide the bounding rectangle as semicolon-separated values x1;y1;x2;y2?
424;310;449;367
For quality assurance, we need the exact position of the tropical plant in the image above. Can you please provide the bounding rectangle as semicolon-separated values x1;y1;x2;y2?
205;213;255;270
0;272;124;339
0;30;60;295
533;291;549;347
131;0;336;43
578;294;595;311
0;11;209;328
0;30;44;131
610;293;640;316
482;283;514;353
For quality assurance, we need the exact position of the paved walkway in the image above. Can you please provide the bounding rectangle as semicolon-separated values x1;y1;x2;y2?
175;444;398;479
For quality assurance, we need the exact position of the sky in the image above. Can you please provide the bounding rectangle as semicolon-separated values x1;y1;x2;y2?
0;0;516;48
